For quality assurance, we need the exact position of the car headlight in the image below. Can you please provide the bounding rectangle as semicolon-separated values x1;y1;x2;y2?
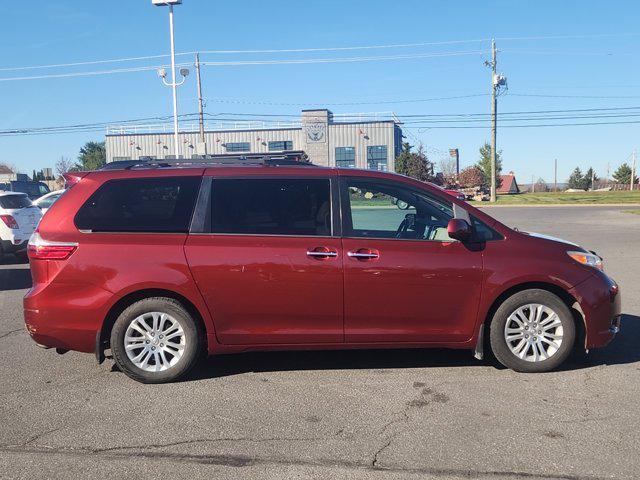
567;250;603;271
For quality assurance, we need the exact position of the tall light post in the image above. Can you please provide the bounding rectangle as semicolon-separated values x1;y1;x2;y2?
153;0;189;158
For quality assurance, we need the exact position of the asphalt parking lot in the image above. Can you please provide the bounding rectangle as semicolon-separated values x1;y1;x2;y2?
1;205;639;480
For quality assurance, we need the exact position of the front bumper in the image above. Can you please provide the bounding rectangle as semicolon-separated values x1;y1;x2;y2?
569;271;621;349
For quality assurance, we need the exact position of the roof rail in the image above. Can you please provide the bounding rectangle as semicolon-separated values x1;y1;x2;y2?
100;151;315;171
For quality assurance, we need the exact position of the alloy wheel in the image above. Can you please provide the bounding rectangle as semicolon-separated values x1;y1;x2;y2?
124;312;186;372
504;303;564;363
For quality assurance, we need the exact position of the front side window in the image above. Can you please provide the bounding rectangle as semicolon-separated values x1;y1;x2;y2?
268;141;293;151
225;142;250;152
210;178;331;236
75;177;201;233
367;146;388;171
335;147;356;168
343;178;454;241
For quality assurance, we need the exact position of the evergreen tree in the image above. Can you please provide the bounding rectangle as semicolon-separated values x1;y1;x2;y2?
584;167;599;190
612;163;638;185
567;167;585;190
395;142;434;182
477;142;502;188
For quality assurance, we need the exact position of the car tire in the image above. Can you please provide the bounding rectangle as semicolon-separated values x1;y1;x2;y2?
110;297;201;383
489;289;575;373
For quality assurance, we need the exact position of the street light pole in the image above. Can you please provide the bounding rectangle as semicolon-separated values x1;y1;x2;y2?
153;0;188;158
168;4;179;157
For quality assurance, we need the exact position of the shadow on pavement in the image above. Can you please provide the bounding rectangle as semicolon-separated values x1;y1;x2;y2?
184;314;640;381
0;264;32;291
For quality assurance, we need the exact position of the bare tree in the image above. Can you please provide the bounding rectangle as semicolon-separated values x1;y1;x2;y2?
55;156;75;177
438;157;458;186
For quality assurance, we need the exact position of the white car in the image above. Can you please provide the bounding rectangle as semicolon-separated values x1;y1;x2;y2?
33;189;64;214
0;192;42;257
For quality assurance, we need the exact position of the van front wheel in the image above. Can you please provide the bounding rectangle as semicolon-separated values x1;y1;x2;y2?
489;289;575;373
110;297;201;383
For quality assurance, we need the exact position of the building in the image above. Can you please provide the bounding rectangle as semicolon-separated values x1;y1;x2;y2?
105;109;403;171
497;171;520;194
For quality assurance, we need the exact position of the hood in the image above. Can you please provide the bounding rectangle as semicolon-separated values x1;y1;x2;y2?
522;231;580;248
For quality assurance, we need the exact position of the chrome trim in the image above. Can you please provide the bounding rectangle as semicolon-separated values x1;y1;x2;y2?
609;326;620;334
347;251;379;259
306;250;338;257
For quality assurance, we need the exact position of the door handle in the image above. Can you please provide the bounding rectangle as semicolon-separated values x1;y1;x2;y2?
347;249;379;260
307;247;338;259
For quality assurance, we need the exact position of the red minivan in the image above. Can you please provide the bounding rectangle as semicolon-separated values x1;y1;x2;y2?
24;158;621;383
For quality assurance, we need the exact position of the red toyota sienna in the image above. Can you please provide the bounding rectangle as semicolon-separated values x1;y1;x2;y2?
24;157;621;383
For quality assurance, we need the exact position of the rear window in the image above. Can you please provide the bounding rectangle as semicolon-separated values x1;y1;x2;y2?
0;195;33;209
210;178;331;236
75;177;201;233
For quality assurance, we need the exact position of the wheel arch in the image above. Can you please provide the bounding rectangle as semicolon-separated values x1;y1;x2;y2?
482;281;586;353
96;288;208;363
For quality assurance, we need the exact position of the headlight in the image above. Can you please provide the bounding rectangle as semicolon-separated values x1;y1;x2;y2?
567;250;603;270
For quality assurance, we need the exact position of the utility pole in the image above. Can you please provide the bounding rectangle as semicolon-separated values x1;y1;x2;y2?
489;39;498;202
195;53;206;145
554;158;558;192
632;149;637;191
531;174;535;193
591;168;595;191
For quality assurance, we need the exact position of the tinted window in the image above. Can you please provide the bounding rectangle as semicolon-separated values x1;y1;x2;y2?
75;177;200;233
211;178;331;236
268;141;293;151
0;194;33;209
367;146;388;171
335;147;356;168
344;179;454;241
37;192;62;209
225;142;250;152
11;182;41;197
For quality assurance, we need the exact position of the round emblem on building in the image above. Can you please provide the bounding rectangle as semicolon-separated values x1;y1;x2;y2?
305;122;326;143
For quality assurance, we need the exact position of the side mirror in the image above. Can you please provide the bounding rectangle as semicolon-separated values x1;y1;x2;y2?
447;218;472;242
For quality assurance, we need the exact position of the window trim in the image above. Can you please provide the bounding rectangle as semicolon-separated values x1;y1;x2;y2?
339;176;459;243
191;175;340;238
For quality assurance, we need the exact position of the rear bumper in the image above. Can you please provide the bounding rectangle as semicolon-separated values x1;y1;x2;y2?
569;271;621;349
23;282;113;354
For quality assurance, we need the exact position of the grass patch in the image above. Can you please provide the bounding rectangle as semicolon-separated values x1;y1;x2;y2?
624;209;640;215
469;190;640;205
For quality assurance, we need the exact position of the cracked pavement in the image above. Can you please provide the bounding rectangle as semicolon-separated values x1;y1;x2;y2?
1;206;639;479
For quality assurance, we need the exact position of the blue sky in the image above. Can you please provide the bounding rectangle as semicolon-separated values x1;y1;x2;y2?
1;0;639;183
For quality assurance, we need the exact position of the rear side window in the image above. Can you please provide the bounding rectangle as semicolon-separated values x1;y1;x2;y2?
11;182;41;197
210;178;331;236
0;195;32;209
75;177;201;233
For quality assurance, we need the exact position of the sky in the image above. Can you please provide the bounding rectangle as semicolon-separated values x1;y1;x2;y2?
1;0;639;184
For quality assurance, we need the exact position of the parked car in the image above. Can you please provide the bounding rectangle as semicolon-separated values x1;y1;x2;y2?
0;180;50;200
443;188;466;201
33;189;65;214
24;158;620;383
0;192;42;257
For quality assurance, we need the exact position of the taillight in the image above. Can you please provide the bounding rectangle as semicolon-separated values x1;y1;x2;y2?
0;215;19;229
27;232;77;260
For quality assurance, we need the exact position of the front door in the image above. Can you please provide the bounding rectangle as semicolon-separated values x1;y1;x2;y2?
340;176;483;343
185;175;343;345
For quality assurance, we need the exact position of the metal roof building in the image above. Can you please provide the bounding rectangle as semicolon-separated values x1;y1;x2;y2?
105;109;403;171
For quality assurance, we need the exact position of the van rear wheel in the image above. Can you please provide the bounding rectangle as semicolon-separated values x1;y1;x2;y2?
110;297;201;383
489;289;575;373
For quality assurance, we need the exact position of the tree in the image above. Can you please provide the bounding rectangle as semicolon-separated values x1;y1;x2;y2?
458;166;484;188
612;163;638;186
395;142;434;182
534;177;549;192
476;142;502;188
77;141;106;170
32;169;37;181
567;167;585;190
55;156;76;177
584;167;599;190
438;156;458;186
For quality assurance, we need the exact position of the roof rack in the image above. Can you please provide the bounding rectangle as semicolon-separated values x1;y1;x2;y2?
100;151;316;171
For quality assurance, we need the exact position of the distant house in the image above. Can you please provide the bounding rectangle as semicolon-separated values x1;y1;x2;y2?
497;171;520;194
